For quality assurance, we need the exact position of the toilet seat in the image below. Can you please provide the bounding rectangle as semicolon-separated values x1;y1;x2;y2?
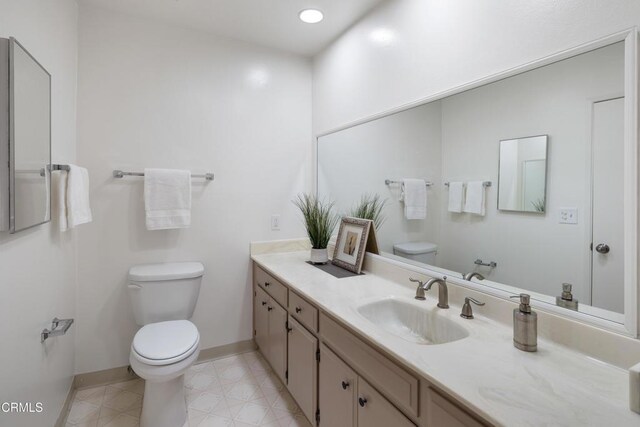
132;320;199;366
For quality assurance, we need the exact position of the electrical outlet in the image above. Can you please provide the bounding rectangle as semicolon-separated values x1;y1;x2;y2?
271;214;281;231
559;208;578;224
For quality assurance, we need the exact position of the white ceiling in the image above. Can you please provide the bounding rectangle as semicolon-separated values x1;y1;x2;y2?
80;0;388;56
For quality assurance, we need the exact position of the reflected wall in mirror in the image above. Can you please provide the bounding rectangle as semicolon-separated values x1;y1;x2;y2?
498;135;548;213
0;37;52;233
318;38;632;328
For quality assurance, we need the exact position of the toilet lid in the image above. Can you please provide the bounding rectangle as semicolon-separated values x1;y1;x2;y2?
393;241;438;255
133;320;199;362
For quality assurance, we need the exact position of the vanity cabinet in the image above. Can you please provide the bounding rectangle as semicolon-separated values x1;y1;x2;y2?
253;281;288;383
287;316;318;423
253;285;269;352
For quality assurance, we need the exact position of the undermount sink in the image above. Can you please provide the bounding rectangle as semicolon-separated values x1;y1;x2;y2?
356;298;469;345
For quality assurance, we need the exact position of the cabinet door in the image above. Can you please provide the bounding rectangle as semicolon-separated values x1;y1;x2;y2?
426;388;485;427
254;285;270;354
287;316;318;423
357;378;415;427
268;301;288;383
318;344;356;427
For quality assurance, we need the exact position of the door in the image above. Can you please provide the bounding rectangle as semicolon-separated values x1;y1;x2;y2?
318;344;356;427
287;316;318;423
591;97;625;313
356;377;415;427
268;302;288;382
254;285;270;353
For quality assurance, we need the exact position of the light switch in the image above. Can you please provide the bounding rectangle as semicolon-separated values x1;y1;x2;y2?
559;208;578;224
271;214;281;230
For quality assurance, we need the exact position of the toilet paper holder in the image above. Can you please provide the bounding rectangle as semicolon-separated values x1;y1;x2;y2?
41;317;74;343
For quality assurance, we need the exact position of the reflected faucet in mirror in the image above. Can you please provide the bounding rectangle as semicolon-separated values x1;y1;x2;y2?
463;272;485;281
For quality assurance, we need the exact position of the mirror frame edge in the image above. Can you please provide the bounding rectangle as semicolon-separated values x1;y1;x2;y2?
314;27;639;338
8;37;52;234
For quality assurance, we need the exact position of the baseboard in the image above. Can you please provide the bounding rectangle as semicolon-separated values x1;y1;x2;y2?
54;382;76;427
72;339;256;390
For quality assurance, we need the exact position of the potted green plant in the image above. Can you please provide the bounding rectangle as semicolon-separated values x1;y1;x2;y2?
293;194;339;264
349;193;387;230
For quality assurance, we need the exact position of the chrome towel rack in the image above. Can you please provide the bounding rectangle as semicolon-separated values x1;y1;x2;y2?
385;179;433;187
113;170;214;181
444;181;492;187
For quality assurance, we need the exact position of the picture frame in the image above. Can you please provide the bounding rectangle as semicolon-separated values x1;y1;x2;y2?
332;217;373;274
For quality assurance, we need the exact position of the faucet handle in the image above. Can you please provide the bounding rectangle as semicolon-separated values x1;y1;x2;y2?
460;297;485;319
410;278;426;300
409;277;424;285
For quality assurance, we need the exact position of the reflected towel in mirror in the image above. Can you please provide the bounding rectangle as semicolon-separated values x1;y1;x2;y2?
401;178;427;220
464;181;486;216
447;182;464;213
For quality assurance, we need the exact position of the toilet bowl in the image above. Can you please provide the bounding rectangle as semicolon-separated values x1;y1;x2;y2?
126;262;204;427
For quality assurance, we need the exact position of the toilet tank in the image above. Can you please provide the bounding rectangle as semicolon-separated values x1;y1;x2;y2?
393;242;438;265
127;262;204;326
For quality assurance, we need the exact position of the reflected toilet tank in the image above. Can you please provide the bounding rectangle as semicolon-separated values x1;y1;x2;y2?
393;242;438;265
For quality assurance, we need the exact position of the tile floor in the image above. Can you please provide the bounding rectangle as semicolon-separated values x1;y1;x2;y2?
64;351;312;427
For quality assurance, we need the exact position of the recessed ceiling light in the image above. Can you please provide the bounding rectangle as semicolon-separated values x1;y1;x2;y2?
299;9;324;24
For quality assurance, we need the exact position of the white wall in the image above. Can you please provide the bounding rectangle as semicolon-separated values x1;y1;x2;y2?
312;0;640;134
75;5;312;374
0;1;78;426
318;102;442;253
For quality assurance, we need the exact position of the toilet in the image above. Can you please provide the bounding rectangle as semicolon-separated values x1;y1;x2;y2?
127;262;204;427
393;241;438;265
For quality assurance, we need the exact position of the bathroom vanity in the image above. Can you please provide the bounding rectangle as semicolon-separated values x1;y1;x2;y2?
251;248;640;427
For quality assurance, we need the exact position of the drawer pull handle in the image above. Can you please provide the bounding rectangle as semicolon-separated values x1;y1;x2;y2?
341;381;350;390
295;307;302;313
358;397;367;407
267;306;273;311
264;282;270;287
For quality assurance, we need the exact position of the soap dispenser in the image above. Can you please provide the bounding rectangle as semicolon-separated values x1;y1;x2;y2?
556;283;578;311
511;294;537;352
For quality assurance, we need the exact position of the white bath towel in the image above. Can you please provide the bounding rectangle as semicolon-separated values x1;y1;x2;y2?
464;181;486;216
447;182;464;213
144;168;191;230
58;164;93;231
402;178;427;220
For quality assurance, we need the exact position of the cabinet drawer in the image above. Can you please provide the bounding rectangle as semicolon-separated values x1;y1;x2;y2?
289;291;318;332
357;377;416;427
320;313;419;417
255;266;288;308
426;388;486;427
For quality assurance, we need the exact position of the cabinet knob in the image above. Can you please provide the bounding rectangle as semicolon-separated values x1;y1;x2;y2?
286;325;293;333
261;301;267;306
341;381;350;390
295;307;302;313
264;282;270;287
358;397;367;407
267;306;273;311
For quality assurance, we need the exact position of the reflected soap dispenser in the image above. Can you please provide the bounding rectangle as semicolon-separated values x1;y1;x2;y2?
556;283;578;311
511;294;537;352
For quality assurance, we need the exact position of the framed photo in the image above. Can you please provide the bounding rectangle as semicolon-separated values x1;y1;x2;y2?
332;217;372;274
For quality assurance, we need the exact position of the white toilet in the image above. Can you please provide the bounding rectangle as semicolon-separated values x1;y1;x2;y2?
393;241;438;265
127;262;204;427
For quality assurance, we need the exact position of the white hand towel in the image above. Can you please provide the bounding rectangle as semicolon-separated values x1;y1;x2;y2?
402;178;427;220
447;182;464;213
58;164;93;231
464;181;486;216
144;168;191;230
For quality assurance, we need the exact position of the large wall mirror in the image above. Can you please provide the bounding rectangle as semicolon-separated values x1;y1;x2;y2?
317;31;637;335
0;37;52;233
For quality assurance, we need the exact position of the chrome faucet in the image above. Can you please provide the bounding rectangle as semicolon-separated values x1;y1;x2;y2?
409;277;449;308
463;272;485;281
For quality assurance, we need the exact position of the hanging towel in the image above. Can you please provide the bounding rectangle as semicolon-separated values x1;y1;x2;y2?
402;178;427;220
58;164;93;231
447;182;464;213
464;181;486;216
144;168;191;230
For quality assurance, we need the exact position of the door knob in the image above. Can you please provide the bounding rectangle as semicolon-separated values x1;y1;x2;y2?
596;243;610;254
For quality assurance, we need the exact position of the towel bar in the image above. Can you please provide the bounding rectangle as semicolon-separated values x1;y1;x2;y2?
444;181;492;187
113;170;214;181
385;179;433;187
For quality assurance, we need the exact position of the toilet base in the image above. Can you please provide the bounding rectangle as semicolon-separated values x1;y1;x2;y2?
140;375;186;427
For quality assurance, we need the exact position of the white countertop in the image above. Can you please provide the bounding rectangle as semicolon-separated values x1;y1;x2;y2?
252;251;640;427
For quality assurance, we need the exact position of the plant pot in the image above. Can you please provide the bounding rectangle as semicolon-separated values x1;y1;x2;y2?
310;248;329;265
